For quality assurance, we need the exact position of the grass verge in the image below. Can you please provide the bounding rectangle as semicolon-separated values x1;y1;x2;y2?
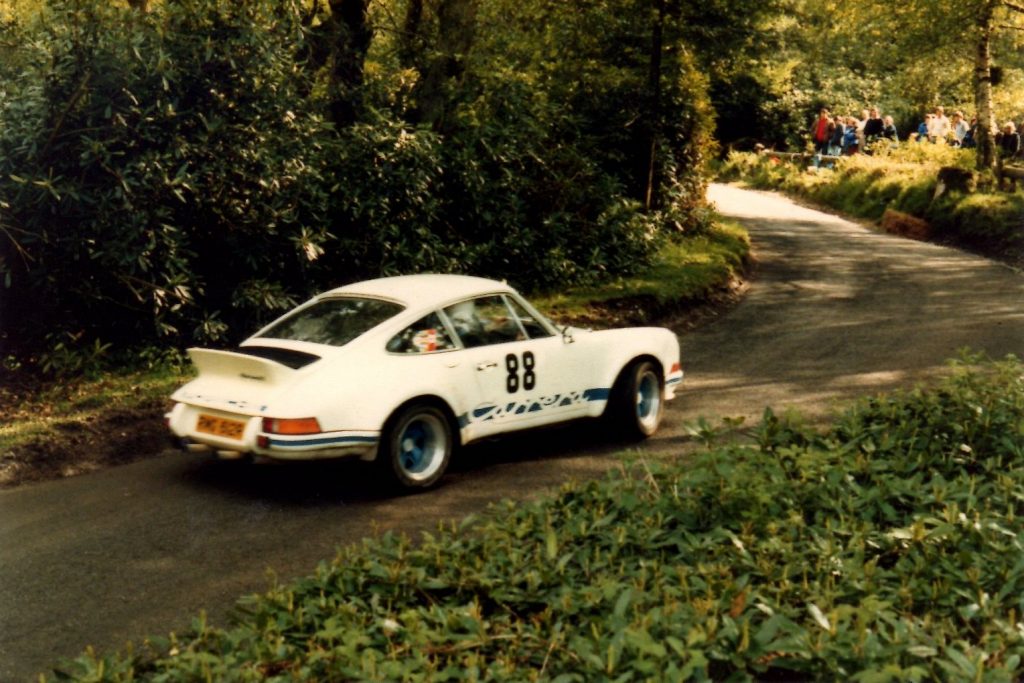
0;218;750;489
717;145;1024;268
52;353;1024;681
0;360;193;487
535;219;750;327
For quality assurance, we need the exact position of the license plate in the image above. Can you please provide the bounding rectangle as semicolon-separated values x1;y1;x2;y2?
196;414;246;440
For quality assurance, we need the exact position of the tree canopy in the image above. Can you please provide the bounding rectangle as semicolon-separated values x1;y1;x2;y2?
0;0;722;359
4;0;1024;365
712;0;1024;160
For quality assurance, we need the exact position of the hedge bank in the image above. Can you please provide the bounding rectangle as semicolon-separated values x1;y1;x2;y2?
718;147;1024;263
51;354;1024;682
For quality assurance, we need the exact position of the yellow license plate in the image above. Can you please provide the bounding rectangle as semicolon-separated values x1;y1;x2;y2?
196;414;246;440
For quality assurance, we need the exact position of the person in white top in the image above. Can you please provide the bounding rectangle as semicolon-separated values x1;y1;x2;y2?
929;106;951;141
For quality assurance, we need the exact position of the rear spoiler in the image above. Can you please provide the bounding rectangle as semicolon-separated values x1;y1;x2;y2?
186;348;295;386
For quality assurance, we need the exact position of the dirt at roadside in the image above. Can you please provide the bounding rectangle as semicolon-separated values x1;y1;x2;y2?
0;277;749;491
0;396;170;489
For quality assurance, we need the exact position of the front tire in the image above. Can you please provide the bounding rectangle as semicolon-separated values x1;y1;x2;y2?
379;402;453;490
608;360;664;439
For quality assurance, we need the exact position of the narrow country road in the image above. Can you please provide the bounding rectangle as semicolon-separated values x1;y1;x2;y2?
2;184;1023;682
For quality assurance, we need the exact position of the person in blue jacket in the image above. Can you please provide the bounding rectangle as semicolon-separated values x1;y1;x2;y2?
842;117;860;154
915;114;932;142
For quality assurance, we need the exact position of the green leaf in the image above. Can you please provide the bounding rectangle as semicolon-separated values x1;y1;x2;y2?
545;528;558;560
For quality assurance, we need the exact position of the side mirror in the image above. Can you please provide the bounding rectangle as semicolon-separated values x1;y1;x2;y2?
562;326;574;344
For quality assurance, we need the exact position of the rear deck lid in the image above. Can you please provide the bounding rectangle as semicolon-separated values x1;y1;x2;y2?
171;348;308;414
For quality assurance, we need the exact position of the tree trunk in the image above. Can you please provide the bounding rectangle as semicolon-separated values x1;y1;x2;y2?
399;0;424;69
644;0;665;211
973;1;996;170
327;0;372;127
410;0;478;131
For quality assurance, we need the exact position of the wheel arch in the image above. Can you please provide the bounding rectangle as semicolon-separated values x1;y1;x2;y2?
378;394;462;456
607;353;664;397
603;354;666;438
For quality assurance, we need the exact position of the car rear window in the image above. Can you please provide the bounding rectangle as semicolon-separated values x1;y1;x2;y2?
256;297;404;346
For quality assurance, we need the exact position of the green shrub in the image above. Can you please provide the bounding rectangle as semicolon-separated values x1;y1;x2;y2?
944;193;1024;243
1;0;718;366
52;355;1024;681
0;0;332;355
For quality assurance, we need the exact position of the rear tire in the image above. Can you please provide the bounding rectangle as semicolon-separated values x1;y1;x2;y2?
379;401;453;490
607;360;664;439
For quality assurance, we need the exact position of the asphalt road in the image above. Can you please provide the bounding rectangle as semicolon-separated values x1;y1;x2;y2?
3;184;1023;682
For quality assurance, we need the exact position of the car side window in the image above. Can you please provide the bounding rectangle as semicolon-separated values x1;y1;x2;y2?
444;295;525;348
506;295;553;339
386;312;456;354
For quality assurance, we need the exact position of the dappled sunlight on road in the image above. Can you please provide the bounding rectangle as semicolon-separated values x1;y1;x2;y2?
677;184;1024;423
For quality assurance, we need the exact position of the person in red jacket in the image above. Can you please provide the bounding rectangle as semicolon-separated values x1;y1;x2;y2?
811;108;833;155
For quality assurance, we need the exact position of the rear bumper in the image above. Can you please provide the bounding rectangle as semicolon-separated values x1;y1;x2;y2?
167;404;380;462
171;436;378;462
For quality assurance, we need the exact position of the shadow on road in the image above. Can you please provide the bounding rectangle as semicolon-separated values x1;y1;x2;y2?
175;418;638;507
680;208;1024;424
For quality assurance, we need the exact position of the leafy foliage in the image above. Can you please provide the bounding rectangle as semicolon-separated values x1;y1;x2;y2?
50;355;1024;681
709;0;1024;155
0;0;331;354
1;0;718;367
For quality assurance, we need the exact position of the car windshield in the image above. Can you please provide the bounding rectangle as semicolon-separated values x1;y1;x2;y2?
256;297;404;346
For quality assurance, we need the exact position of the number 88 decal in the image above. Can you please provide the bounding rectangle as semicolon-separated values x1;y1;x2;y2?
505;352;536;393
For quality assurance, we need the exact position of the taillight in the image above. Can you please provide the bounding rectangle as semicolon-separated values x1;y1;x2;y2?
261;417;322;435
670;362;682;374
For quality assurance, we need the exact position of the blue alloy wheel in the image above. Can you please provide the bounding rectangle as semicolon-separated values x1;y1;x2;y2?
607;359;664;439
399;420;434;473
636;370;662;431
385;403;452;488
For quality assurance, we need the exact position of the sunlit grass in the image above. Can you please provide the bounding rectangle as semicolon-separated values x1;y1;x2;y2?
0;364;194;455
534;218;750;319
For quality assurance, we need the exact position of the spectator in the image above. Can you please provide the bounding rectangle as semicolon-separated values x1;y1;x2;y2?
996;121;1020;191
915;113;933;142
843;116;860;154
929;105;951;141
856;109;869;149
863;107;885;143
996;121;1020;154
951;111;969;146
811;108;833;155
828;115;846;156
962;115;978;148
882;115;898;141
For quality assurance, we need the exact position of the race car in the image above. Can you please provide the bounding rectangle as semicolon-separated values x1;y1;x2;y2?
167;274;683;489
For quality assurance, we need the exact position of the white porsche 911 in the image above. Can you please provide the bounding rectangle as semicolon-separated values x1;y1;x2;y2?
167;274;683;489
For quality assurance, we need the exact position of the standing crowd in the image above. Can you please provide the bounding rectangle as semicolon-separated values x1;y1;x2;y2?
812;104;1024;159
810;104;1024;190
910;106;976;147
811;107;899;156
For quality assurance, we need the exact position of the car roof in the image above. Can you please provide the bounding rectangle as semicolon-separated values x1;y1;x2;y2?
322;274;515;308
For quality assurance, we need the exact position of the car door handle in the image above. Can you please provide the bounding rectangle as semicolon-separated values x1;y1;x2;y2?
476;361;498;371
